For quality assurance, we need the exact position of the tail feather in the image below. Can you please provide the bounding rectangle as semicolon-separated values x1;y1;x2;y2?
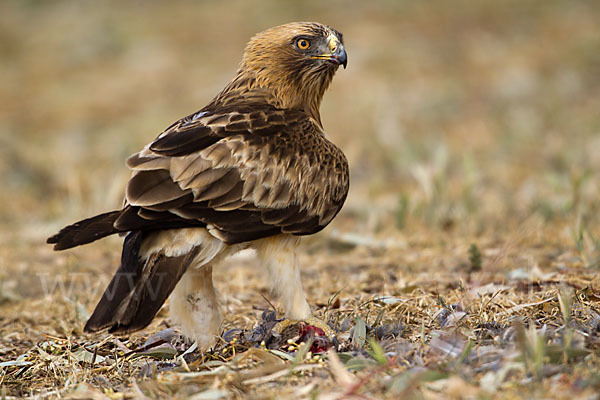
47;211;121;250
84;231;200;334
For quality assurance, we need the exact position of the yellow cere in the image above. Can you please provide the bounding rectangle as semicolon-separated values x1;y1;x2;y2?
328;35;338;53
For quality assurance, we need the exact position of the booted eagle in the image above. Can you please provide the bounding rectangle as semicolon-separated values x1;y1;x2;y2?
48;22;348;349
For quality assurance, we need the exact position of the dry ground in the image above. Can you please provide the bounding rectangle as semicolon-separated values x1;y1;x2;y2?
1;1;600;399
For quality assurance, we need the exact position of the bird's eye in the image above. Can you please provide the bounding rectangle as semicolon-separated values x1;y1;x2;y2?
296;38;311;50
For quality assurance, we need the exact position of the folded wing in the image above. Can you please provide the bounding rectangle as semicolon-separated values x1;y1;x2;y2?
123;105;349;244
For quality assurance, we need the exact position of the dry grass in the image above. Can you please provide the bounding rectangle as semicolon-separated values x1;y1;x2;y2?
2;0;600;398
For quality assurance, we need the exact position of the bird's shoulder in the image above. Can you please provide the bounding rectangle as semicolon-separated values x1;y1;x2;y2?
131;101;348;175
143;102;303;157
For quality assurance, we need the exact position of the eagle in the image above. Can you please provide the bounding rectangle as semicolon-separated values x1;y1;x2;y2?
48;22;349;350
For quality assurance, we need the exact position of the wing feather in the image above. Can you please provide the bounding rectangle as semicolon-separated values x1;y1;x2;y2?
208;181;245;209
170;154;212;182
193;169;241;201
149;125;218;157
126;152;170;171
127;170;191;206
180;168;230;190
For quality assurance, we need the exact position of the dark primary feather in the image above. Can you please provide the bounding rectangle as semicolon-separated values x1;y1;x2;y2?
84;231;200;334
47;205;206;251
47;211;121;250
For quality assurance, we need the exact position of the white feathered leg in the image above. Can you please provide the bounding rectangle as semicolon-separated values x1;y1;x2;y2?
164;229;232;350
254;234;311;320
170;265;222;350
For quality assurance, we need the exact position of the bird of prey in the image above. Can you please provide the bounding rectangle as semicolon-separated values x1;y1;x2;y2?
48;22;349;350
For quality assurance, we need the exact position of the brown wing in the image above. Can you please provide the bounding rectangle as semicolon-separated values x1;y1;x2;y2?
123;105;349;244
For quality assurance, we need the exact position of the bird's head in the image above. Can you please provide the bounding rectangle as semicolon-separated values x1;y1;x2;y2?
238;22;347;125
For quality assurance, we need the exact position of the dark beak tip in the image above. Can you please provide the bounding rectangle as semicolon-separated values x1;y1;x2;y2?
338;48;348;69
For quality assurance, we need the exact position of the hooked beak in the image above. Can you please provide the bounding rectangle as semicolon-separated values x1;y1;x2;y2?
311;36;347;69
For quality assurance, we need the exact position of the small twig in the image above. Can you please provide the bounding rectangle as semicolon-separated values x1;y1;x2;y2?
260;293;278;313
123;339;168;357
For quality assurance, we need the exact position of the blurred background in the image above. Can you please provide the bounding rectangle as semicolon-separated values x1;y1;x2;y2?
1;0;599;291
2;2;600;395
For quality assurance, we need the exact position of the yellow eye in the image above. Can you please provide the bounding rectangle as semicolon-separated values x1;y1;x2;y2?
296;38;311;50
